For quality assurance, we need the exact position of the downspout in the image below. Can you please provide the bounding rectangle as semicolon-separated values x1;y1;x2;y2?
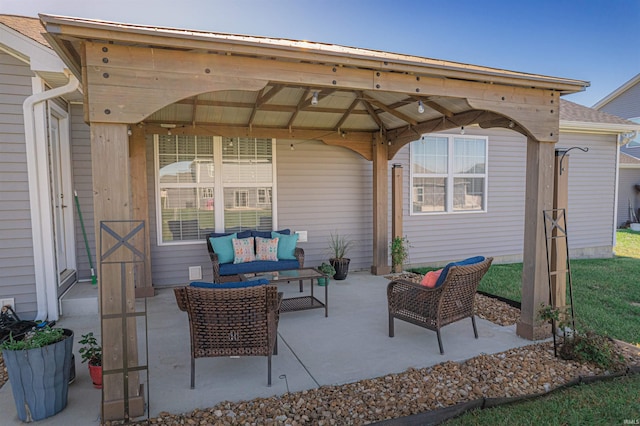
23;72;80;321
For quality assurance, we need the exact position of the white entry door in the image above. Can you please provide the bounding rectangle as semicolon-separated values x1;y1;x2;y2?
49;104;76;294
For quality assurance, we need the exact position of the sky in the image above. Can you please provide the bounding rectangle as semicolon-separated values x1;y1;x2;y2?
2;0;638;107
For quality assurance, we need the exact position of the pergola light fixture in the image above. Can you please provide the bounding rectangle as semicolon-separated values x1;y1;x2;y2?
417;100;425;114
160;123;176;135
311;91;319;106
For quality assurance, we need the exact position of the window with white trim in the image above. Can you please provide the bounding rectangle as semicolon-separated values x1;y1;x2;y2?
410;134;487;214
155;135;274;244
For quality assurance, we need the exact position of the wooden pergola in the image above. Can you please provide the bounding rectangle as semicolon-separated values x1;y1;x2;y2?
41;14;587;420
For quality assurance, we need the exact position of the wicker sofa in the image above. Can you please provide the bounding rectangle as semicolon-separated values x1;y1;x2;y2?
207;229;304;283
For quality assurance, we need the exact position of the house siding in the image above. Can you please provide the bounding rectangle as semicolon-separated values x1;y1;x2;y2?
562;132;616;256
618;168;640;226
599;81;640;119
70;104;95;281
145;127;616;287
401;128;616;268
148;139;374;286
0;51;38;317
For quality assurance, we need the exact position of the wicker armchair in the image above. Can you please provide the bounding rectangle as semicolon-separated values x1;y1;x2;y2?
387;257;493;354
174;284;281;388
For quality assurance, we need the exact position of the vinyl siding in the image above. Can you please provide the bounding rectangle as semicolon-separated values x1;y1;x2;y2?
618;168;640;226
0;51;37;317
149;139;373;286
402;127;616;268
276;140;373;270
145;127;617;285
599;81;640;119
70;104;95;281
564;132;617;254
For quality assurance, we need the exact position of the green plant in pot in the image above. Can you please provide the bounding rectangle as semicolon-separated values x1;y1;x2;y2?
390;236;410;273
1;325;74;422
328;232;353;280
318;262;336;286
78;332;103;389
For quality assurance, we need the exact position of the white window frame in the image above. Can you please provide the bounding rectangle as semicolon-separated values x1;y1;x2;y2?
257;187;272;205
234;190;249;208
154;136;277;245
410;133;488;215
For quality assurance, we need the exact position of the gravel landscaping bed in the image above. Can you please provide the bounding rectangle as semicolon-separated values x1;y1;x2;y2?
2;277;638;425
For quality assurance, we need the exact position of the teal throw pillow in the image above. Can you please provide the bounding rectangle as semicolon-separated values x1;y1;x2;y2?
272;231;298;260
208;233;237;264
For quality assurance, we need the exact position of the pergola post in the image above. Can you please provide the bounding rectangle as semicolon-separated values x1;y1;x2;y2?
129;125;154;298
90;123;144;419
516;137;556;340
371;134;390;275
392;164;403;273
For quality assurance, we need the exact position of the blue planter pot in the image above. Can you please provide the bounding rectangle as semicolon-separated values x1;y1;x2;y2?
2;329;74;422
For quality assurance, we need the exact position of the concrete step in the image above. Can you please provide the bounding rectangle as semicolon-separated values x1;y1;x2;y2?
60;282;99;317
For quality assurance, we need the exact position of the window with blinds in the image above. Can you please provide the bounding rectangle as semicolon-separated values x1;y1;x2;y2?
155;135;274;244
410;134;487;214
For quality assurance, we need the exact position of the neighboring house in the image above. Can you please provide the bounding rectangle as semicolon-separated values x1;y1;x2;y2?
593;73;640;227
1;14;639;322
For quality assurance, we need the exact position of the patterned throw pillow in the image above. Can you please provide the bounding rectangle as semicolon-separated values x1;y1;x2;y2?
256;237;279;261
232;237;256;264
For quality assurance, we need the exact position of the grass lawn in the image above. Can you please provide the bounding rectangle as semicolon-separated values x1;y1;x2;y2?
412;230;640;344
431;229;640;424
446;374;640;425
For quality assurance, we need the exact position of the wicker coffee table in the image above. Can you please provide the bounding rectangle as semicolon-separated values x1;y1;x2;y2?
240;268;328;317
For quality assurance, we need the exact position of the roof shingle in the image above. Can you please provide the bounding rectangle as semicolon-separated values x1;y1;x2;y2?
0;15;50;48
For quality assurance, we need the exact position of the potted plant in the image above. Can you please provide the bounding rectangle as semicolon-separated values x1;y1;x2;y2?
328;232;354;280
317;262;336;286
390;236;410;273
1;325;74;422
78;332;102;389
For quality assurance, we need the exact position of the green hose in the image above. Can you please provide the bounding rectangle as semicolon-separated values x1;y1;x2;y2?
74;190;97;285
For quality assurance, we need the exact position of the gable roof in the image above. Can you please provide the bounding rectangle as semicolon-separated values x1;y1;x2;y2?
0;15;50;48
592;73;640;110
559;99;640;134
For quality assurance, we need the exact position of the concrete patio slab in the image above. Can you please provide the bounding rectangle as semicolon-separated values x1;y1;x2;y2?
0;272;531;425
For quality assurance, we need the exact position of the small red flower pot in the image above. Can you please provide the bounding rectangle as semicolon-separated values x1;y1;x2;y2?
88;363;102;389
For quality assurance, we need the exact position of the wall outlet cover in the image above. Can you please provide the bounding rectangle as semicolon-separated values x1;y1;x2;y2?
189;266;202;280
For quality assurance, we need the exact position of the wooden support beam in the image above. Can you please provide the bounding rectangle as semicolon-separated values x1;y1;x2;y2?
362;94;418;126
387;110;495;159
190;97;198;127
371;133;390;275
174;97;371;115
516;136;555;340
333;97;361;131
360;95;386;131
423;99;454;117
392;164;403;273
286;88;311;128
91;123;144;419
129;125;154;298
82;42;561;143
249;85;285;126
